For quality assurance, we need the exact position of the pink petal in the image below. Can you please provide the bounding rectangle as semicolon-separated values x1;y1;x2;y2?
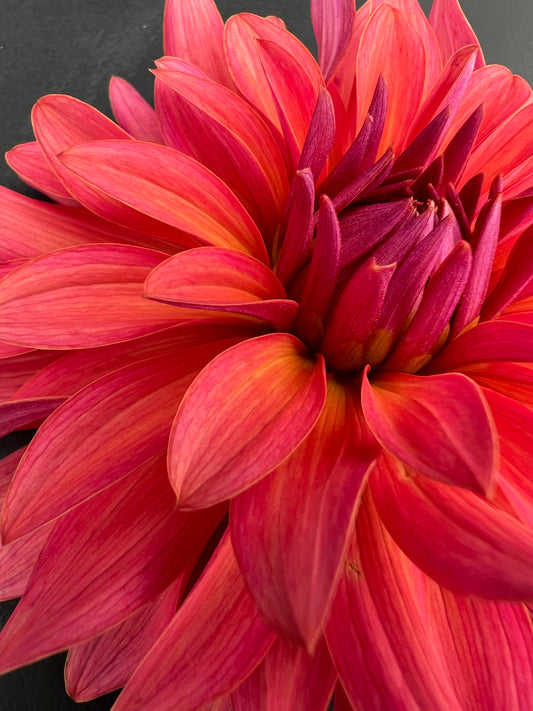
425;585;533;710
0;186;174;261
384;240;472;372
163;0;235;88
361;369;497;494
153;58;289;235
2;336;235;542
16;323;253;400
321;260;396;372
0;525;51;601
275;169;315;286
108;76;164;143
356;5;426;152
6;142;77;204
0;454;224;672
145;247;297;330
0;350;61;401
326;492;462;711
482;224;533;319
169;333;326;509
112;532;276;711
297;88;335;181
452;182;502;334
371;452;533;599
225;13;323;144
429;0;484;69
233;636;336;711
59;140;267;261
231;380;377;649
429;320;533;371
296;196;341;349
0;397;64;439
65;576;186;701
0;244;181;349
464;361;533;410
311;0;355;80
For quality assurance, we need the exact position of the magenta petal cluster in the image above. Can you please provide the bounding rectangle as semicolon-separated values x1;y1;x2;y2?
1;0;533;709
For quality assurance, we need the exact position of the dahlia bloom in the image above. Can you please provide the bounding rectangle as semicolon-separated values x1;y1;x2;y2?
1;0;533;708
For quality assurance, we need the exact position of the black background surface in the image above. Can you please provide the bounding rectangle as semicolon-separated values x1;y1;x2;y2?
0;0;532;709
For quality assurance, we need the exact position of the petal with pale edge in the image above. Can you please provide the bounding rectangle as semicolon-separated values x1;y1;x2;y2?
163;0;234;88
65;575;187;701
112;532;276;711
231;378;378;650
0;454;223;673
58;141;267;261
145;247;298;330
108;76;164;144
429;0;484;69
169;333;326;509
0;244;180;349
2;335;237;542
326;492;462;711
371;453;533;599
232;636;336;711
361;369;497;494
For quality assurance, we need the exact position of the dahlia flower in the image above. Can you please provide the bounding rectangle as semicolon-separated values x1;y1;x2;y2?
1;0;533;708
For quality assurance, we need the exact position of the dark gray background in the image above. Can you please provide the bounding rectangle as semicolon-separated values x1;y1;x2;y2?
0;0;532;708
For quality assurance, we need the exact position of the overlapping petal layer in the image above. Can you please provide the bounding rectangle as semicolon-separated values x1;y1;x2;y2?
1;0;533;709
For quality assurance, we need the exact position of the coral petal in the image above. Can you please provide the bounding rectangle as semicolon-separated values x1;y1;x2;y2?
108;76;164;143
372;453;533;599
233;636;336;711
112;532;276;711
163;0;234;88
231;380;377;649
361;370;497;494
326;492;462;711
169;333;326;509
429;0;484;68
59;140;267;261
2;339;233;541
0;455;223;672
0;244;179;349
311;0;355;80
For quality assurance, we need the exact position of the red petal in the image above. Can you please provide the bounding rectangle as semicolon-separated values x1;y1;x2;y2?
153;58;289;237
371;453;533;599
169;333;326;509
231;380;377;649
112;532;276;711
429;320;533;371
361;370;497;494
225;13;323;143
0;525;51;601
425;585;533;711
0;397;64;439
